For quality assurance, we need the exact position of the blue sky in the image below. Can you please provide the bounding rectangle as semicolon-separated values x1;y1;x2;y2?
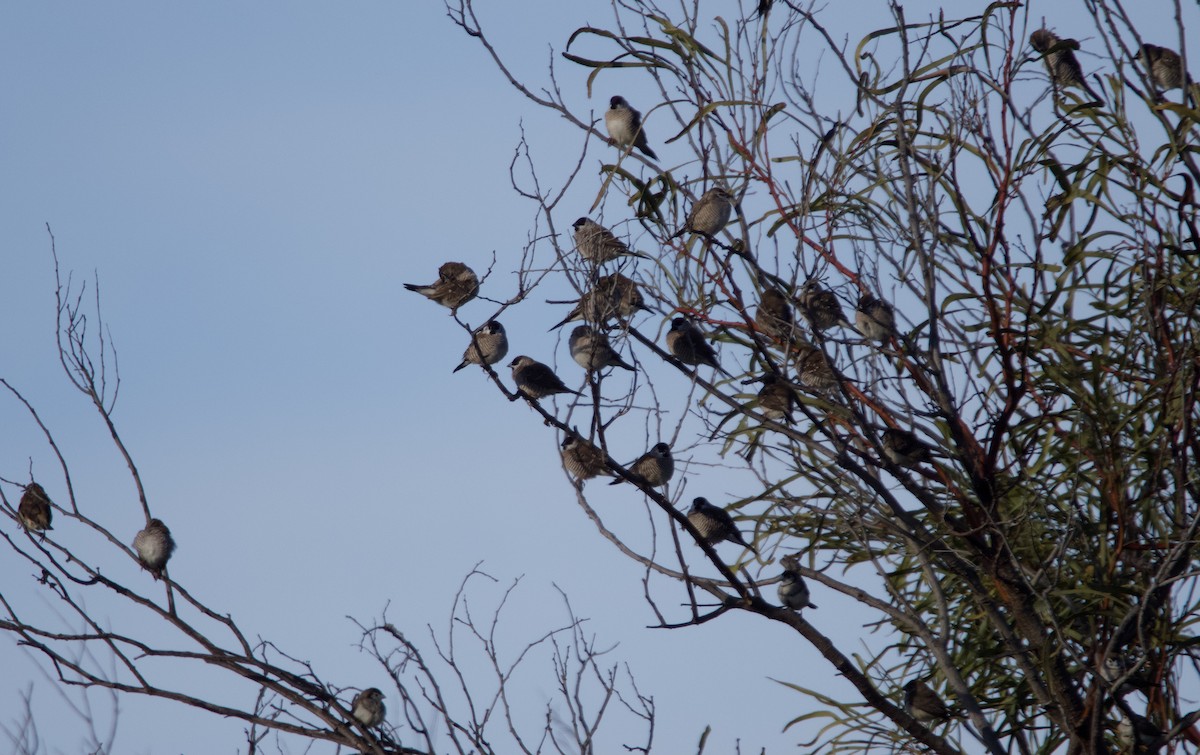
2;1;1195;753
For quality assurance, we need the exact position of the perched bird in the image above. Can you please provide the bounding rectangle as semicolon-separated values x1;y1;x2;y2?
756;374;797;422
569;325;635;373
778;570;817;611
454;320;508;373
351;687;386;728
561;433;611;482
509;356;581;400
403;262;480;311
604;95;657;160
882;428;933;468
551;274;650;330
610;442;674;487
687;497;757;553
666;317;720;370
1138;43;1189;90
17;482;53;532
682;187;735;237
1116;712;1162;755
1029;29;1103;102
572;218;647;264
903;680;958;723
755;287;795;341
855;294;896;341
794;342;839;393
133;518;176;580
798;280;852;332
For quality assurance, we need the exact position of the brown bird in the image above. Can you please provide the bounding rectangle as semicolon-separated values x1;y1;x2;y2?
351;687;386;728
794;341;839;393
561;433;612;482
509;356;581;400
882;428;933;468
755;287;795;341
568;325;635;372
1029;29;1103;102
756;374;797;422
1138;43;1189;90
605;96;658;160
551;273;650;330
687;497;757;553
454;320;508;373
572;218;647;264
903;679;960;723
404;262;480;310
798;280;851;332
17;482;53;532
682;187;735;237
855;294;896;341
133;518;176;580
610;442;674;487
666;317;720;370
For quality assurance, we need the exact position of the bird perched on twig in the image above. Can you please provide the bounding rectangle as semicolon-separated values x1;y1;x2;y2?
17;482;53;532
403;262;480;311
855;294;896;341
550;273;650;330
798;280;852;332
687;497;757;553
561;433;612;482
510;356;581;400
882;428;934;468
610;442;674;487
755;374;798;422
793;341;839;393
351;687;386;728
133;518;175;580
1138;43;1190;91
755;287;796;342
667;317;721;370
568;325;635;373
778;569;817;611
454;320;508;373
605;96;658;160
1029;29;1103;102
903;680;961;723
572;218;648;264
681;187;735;238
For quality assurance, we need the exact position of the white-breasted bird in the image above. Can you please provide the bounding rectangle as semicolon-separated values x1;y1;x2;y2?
351;687;386;728
454;320;508;373
510;356;581;400
778;569;817;611
605;95;657;160
568;325;635;373
686;497;757;553
855;294;896;341
881;428;933;468
133;518;175;580
403;261;480;311
610;442;674;487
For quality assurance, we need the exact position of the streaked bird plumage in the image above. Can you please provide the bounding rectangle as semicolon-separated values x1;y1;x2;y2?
605;95;657;160
756;374;797;422
133;518;175;580
568;325;635;372
561;434;611;482
551;273;649;330
755;287;795;341
572;217;645;264
1139;43;1189;90
683;187;735;237
17;482;53;532
1030;29;1101;101
510;355;581;400
454;320;508;373
667;317;720;369
403;262;480;310
794;341;839;393
798;280;851;332
610;442;674;487
687;497;757;553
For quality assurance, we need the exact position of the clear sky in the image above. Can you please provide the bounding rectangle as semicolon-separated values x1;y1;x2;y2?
1;2;1194;753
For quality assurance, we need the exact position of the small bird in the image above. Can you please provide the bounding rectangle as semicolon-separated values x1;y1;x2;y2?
551;274;650;330
604;95;657;160
686;497;757;553
610;442;674;487
855;294;896;341
572;218;647;264
351;687;386;728
666;317;720;370
798;280;852;332
882;428;933;468
778;570;817;611
1029;29;1103;102
561;433;611;482
903;680;959;723
569;325;635;373
454;320;508;373
683;187;735;237
133;518;176;580
1138;43;1189;91
794;342;839;393
756;374;797;422
17;482;53;532
509;356;581;400
403;262;480;311
755;287;795;341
